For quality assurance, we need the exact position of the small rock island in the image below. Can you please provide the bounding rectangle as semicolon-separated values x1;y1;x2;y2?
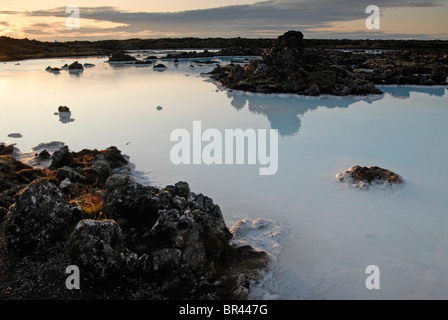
337;165;404;190
210;30;383;96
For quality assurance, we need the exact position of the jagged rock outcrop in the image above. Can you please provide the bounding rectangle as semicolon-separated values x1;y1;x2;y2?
0;145;271;300
210;30;383;96
65;219;138;278
49;145;127;185
3;178;77;252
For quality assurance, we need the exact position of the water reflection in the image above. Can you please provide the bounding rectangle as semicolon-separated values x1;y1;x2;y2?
379;86;446;99
225;86;447;137
58;111;75;124
226;92;381;137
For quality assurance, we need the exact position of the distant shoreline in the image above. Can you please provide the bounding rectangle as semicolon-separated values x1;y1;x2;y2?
2;36;448;62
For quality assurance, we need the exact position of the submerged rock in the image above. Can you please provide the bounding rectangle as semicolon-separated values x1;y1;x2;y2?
336;165;404;190
7;133;22;139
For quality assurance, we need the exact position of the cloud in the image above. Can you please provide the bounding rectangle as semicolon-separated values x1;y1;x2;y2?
3;0;448;39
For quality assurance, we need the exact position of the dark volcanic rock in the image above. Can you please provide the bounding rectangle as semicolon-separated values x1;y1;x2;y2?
210;30;383;96
108;51;137;62
0;155;41;194
0;145;14;155
37;149;51;160
0;146;271;300
68;61;83;70
153;63;167;69
50;145;128;185
4;178;75;252
65;219;138;278
49;145;73;170
337;165;404;190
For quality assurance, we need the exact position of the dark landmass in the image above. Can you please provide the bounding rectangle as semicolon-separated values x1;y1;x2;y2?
2;34;448;62
161;47;265;60
2;33;447;94
0;36;272;62
0;144;270;300
209;31;448;96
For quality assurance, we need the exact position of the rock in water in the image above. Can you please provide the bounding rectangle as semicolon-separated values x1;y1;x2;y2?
68;61;84;71
210;30;382;96
336;165;404;190
37;149;51;160
58;106;70;112
108;51;137;62
153;64;167;69
7;133;22;138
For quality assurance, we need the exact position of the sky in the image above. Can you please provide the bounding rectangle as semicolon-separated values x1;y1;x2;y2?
0;0;447;41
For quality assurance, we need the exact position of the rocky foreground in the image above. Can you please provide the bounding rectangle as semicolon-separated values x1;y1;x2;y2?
209;30;448;96
0;144;270;300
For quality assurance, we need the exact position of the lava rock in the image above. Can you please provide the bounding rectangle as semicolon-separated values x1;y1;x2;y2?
210;30;382;96
37;149;51;160
65;219;138;278
49;145;73;170
336;165;404;190
58;106;70;112
108;51;137;62
4;178;74;252
56;166;88;184
68;61;84;70
0;145;14;155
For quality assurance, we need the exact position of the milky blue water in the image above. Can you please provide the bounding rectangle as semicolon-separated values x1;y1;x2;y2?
1;53;448;299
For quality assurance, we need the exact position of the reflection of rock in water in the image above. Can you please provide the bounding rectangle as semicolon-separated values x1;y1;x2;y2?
226;92;383;137
379;86;446;99
58;111;75;124
230;94;247;110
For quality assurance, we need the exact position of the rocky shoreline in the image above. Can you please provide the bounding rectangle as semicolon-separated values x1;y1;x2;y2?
0;144;272;300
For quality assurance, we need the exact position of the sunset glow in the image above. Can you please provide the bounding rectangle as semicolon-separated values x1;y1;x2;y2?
0;0;447;40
